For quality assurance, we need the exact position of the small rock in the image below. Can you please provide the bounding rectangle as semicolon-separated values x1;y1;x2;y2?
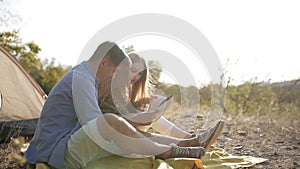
196;115;203;119
234;145;244;150
225;137;232;141
254;164;265;168
222;131;229;135
254;128;261;133
285;146;293;150
238;130;247;136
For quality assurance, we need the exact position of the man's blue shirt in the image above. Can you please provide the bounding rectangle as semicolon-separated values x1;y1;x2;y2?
25;61;101;169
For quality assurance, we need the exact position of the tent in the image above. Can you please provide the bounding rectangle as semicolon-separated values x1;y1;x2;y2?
0;46;46;143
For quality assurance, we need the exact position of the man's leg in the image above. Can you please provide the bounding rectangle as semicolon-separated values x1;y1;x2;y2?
65;114;173;169
94;114;204;158
95;114;171;156
65;113;205;168
64;125;112;169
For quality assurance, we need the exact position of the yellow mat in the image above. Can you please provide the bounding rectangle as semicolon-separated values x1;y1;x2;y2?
201;147;268;169
85;147;268;169
7;139;268;169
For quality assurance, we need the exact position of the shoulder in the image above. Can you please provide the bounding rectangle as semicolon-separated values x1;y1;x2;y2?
73;61;96;80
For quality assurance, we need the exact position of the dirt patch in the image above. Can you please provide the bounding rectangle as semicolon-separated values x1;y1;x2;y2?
189;113;300;169
0;143;23;169
1;113;299;169
220;114;300;169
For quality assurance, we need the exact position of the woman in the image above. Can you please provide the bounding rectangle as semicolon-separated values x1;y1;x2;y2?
99;53;224;151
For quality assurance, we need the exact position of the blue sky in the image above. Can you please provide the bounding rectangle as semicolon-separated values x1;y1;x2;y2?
1;0;300;86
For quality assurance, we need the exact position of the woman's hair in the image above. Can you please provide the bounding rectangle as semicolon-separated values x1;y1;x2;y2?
98;52;153;114
128;53;153;109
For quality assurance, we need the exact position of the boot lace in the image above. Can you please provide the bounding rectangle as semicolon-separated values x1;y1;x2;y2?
171;144;190;156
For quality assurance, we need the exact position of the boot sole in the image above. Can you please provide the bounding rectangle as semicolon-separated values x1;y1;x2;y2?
204;120;224;150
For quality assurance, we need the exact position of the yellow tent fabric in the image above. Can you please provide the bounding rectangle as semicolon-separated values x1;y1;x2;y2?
85;147;268;169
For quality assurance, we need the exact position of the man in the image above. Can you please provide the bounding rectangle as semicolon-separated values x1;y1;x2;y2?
25;41;131;168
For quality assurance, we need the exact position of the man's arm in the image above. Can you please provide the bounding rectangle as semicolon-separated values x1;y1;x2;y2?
72;66;102;125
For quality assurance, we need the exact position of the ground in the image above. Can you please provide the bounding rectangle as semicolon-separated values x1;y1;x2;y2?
196;113;299;169
170;111;300;169
218;114;300;169
1;113;299;169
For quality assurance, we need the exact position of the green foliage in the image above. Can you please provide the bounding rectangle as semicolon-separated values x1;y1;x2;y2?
123;45;135;54
199;84;212;107
271;79;300;113
196;79;300;116
35;59;71;94
0;31;71;94
225;81;277;114
148;60;162;86
154;83;201;109
156;83;181;103
156;76;299;120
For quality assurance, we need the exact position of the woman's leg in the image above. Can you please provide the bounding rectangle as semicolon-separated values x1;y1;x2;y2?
139;130;199;147
152;116;193;138
152;117;225;150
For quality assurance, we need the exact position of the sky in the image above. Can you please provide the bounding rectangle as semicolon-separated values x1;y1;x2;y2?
1;0;300;86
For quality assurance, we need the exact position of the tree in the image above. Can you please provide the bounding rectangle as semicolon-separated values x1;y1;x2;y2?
0;31;71;94
37;58;71;94
123;45;134;54
0;31;42;73
225;80;278;114
148;60;162;86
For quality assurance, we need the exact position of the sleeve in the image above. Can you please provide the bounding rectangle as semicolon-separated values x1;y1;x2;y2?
72;67;102;125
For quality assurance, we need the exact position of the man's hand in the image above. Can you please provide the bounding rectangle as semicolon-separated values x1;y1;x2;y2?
133;95;158;106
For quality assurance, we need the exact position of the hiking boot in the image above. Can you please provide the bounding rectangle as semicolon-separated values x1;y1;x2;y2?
170;143;205;158
198;120;224;150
